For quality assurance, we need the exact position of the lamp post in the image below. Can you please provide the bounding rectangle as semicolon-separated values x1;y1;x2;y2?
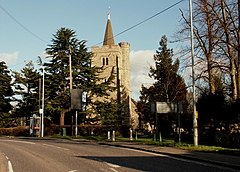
189;0;198;146
68;47;72;91
41;67;45;137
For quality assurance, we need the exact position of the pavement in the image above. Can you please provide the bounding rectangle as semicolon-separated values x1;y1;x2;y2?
100;141;240;171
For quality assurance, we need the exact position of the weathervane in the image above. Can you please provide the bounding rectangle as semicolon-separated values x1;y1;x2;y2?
108;6;111;20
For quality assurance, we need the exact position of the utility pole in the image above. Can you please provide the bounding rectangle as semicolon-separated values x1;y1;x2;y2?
189;0;198;146
68;46;77;136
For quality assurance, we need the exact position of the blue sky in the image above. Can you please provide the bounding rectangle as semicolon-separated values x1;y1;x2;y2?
0;0;189;100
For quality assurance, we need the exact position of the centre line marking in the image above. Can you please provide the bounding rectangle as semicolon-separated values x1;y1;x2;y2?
43;144;69;151
1;140;35;145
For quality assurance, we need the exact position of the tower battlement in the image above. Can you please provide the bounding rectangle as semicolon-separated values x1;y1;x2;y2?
119;42;130;47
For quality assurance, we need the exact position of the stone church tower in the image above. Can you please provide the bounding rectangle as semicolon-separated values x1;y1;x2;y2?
91;13;138;129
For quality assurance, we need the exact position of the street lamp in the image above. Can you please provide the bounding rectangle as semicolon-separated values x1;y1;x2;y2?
41;66;45;137
189;0;198;146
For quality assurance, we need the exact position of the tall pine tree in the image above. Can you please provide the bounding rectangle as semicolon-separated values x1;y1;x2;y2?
149;35;187;103
44;27;115;125
12;61;40;125
0;61;13;127
137;35;188;130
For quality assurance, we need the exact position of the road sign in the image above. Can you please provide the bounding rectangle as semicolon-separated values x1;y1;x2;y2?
71;89;83;110
151;102;183;114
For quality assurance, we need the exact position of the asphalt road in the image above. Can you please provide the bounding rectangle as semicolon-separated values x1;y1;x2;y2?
0;138;236;172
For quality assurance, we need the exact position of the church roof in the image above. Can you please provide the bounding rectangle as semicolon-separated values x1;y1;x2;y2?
103;13;115;46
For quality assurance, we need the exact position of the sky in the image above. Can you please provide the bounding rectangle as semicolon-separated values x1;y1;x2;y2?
0;0;190;100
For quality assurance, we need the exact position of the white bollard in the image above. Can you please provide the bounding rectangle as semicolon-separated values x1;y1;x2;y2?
107;131;111;140
130;128;133;141
112;130;115;142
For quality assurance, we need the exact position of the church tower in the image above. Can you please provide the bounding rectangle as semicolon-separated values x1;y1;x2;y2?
91;13;138;129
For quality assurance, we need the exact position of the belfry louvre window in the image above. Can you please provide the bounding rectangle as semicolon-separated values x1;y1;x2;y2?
102;58;105;66
106;57;109;65
103;57;109;66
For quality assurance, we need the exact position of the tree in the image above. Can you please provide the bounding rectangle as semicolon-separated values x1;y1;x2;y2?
137;85;155;127
149;35;187;103
44;27;115;126
0;61;13;127
45;27;85;125
137;35;188;132
178;0;239;100
12;61;40;125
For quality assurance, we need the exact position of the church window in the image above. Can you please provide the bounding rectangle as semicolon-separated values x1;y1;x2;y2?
102;58;105;66
106;57;109;65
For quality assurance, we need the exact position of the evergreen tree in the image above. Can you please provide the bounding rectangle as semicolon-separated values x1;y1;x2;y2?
44;27;115;125
12;61;40;125
0;61;13;127
137;35;188;131
137;85;155;126
149;35;187;103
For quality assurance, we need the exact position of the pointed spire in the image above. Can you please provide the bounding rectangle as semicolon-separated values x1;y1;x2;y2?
103;8;114;46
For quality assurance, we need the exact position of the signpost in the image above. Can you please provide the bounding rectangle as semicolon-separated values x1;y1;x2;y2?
151;102;183;143
71;89;83;137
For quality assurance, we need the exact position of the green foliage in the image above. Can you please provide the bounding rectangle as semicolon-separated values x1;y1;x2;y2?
44;28;77;113
149;35;187;103
137;35;188;126
196;90;240;147
44;27;116;124
0;61;13;127
197;90;228;128
137;85;154;126
12;61;40;124
95;99;123;126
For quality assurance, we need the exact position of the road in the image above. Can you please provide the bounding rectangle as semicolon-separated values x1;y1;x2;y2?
0;138;236;172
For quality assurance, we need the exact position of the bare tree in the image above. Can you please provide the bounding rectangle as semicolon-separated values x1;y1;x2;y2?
177;0;239;100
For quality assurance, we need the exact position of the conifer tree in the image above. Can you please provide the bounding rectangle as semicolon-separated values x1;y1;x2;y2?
12;61;40;125
0;61;13;127
149;35;187;103
44;27;115;125
138;35;188;128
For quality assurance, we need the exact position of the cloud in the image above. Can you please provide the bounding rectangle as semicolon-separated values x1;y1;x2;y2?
0;52;19;66
130;50;156;100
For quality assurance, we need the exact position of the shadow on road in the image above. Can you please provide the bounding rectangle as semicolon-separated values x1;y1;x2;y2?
76;155;230;172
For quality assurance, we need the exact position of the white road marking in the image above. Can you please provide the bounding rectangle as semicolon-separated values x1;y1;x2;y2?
105;162;120;168
2;153;13;172
68;170;77;172
8;160;13;172
1;139;35;145
43;143;69;151
109;168;118;172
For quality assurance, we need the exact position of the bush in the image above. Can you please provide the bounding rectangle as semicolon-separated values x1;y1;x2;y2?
0;126;29;136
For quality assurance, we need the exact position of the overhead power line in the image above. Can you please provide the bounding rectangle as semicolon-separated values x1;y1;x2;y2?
0;4;48;43
4;0;184;69
93;0;185;46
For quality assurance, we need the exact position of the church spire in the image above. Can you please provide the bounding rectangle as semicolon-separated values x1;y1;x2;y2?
103;8;115;46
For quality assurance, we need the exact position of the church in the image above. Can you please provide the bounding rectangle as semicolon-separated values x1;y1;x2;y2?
91;13;138;129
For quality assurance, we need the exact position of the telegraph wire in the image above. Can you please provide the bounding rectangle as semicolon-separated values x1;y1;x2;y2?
93;0;185;46
0;4;48;44
3;0;184;69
